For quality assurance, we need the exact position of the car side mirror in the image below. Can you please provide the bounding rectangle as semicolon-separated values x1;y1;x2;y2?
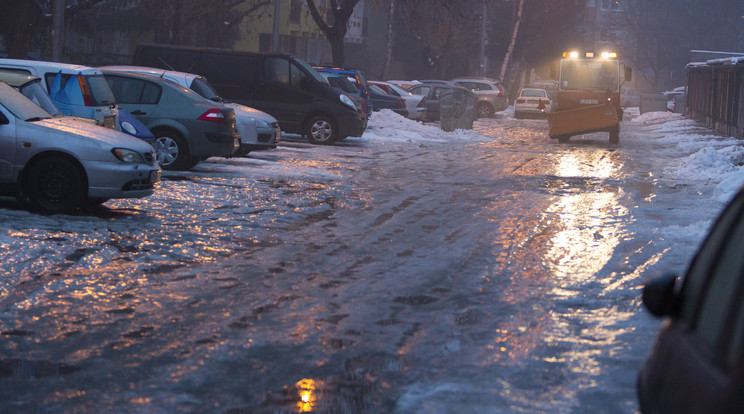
642;274;679;317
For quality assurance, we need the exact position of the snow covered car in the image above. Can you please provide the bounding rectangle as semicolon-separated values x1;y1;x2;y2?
638;186;744;413
514;88;551;119
0;81;160;213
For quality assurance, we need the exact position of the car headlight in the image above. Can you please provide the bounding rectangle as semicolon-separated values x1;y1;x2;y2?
339;94;356;110
112;148;145;163
255;119;271;129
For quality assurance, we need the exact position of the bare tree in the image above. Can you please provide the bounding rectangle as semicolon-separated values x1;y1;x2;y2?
305;0;361;66
499;0;523;81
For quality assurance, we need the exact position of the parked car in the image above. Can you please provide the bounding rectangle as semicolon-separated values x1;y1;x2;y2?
0;81;160;213
514;88;551;119
528;79;559;104
620;86;641;108
408;82;475;122
386;80;421;90
313;66;373;120
451;77;509;118
0;69;155;142
663;86;686;112
318;72;366;118
368;83;406;117
133;44;364;144
0;59;119;129
638;186;744;413
101;70;239;171
369;80;426;121
100;65;280;156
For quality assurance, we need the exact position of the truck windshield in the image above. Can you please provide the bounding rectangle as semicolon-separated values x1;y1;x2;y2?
560;60;619;92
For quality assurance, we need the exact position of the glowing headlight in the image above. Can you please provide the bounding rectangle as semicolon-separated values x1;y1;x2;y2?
112;148;145;163
339;94;356;110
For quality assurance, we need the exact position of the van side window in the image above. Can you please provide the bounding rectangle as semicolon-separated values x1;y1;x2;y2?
290;63;306;88
264;57;290;85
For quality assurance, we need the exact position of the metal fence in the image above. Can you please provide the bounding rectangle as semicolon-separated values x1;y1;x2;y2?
686;61;744;139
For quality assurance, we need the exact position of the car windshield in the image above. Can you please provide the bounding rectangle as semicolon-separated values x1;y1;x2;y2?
190;76;223;102
369;84;387;95
521;89;547;97
21;80;62;116
0;82;53;121
388;83;413;97
324;75;357;94
560;59;620;92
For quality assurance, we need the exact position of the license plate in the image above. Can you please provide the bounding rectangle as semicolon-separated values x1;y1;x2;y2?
580;99;599;105
149;169;161;184
103;115;116;129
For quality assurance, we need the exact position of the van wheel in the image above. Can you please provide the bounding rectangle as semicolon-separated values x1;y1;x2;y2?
305;116;337;144
476;102;494;119
154;131;191;170
23;157;85;213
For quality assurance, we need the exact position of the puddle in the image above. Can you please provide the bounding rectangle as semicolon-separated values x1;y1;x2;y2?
0;358;81;378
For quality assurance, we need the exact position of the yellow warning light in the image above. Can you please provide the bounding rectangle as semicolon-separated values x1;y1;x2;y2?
586;52;595;58
601;52;617;59
563;51;580;58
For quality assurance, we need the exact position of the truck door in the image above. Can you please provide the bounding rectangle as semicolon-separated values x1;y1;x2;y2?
259;56;314;133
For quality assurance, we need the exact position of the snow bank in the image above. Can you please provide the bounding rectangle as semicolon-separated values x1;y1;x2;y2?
358;109;486;144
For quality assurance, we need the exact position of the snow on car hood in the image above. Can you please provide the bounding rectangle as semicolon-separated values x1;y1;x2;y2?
31;116;154;152
224;102;278;124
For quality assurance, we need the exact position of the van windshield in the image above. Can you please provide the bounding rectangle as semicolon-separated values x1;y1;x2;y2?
0;82;52;121
190;76;223;102
294;58;327;84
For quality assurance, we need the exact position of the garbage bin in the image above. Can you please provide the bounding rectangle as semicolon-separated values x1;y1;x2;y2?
440;89;477;132
640;93;668;114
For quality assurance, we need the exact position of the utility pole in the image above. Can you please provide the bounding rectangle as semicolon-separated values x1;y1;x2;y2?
479;0;486;77
52;0;64;61
272;0;281;52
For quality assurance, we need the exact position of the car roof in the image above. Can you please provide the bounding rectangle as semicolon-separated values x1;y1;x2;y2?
0;58;104;75
100;65;200;84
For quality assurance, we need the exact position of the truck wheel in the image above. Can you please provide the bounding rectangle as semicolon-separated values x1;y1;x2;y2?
305;115;338;144
476;102;494;119
23;157;85;213
557;135;570;143
154;131;191;170
609;127;620;144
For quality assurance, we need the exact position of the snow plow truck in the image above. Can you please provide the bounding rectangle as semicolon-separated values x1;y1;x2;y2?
548;51;632;144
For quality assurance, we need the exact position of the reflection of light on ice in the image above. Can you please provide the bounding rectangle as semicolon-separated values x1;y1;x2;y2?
296;378;317;412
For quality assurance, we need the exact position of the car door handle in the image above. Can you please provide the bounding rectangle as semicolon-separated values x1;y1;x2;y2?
131;110;147;115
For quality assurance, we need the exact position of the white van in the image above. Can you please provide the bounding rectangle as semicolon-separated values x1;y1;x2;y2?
100;65;280;155
0;59;119;129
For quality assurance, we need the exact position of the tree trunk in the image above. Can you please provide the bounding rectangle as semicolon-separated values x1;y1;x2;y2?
500;0;524;81
382;0;395;79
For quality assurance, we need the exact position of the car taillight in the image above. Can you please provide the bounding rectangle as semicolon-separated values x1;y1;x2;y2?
417;97;426;107
198;108;225;123
397;98;403;109
78;75;94;106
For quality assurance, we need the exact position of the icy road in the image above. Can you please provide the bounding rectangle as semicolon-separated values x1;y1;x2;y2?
1;109;743;413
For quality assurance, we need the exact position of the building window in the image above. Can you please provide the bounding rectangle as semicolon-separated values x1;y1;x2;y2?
290;0;301;23
600;0;621;11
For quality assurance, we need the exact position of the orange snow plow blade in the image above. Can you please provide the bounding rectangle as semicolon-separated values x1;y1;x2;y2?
548;103;619;138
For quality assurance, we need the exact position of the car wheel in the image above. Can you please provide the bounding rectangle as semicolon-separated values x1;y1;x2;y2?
153;131;191;171
23;157;85;213
305;115;337;144
476;102;494;119
609;126;620;144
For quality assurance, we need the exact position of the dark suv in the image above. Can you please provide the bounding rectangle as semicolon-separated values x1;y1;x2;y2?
638;187;744;413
